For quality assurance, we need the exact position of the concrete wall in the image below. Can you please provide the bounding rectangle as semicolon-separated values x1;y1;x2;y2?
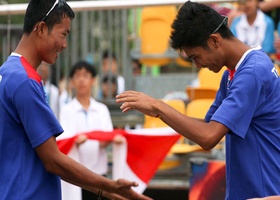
133;72;197;99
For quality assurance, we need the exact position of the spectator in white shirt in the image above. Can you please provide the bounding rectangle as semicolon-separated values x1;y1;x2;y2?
230;0;276;54
58;61;123;200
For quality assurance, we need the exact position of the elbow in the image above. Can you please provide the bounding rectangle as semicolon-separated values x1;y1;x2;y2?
199;138;219;151
201;144;215;151
197;124;226;150
43;161;58;174
41;155;62;175
200;144;213;151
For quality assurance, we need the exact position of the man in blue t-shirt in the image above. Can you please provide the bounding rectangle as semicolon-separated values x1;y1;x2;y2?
116;1;280;199
0;1;151;200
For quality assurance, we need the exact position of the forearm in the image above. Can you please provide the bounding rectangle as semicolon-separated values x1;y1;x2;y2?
55;154;124;199
259;0;280;12
155;100;226;150
249;196;280;200
35;137;124;199
116;91;227;149
56;153;111;191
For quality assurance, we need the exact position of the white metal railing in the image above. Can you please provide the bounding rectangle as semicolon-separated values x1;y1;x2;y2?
0;0;238;106
0;0;238;15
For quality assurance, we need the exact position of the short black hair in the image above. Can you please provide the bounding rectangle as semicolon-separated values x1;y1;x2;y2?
102;73;118;85
170;1;233;50
70;61;97;78
102;50;116;60
23;0;75;34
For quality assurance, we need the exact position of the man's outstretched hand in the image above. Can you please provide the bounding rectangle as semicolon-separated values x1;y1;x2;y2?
116;91;161;118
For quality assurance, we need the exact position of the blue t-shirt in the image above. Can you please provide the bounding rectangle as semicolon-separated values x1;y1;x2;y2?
206;48;280;199
0;54;64;199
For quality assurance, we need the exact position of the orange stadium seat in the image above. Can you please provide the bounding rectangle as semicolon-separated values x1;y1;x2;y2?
143;99;185;128
186;66;227;101
186;87;217;101
170;99;215;155
139;6;177;66
185;98;214;119
143;99;187;170
185;98;224;150
143;99;207;170
198;67;226;90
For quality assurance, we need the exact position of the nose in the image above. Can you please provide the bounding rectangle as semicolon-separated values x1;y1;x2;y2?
193;60;202;69
62;39;67;50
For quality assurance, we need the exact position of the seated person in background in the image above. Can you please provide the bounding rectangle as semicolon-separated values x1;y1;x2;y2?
38;61;59;118
230;0;275;54
101;73;118;100
132;59;142;76
102;50;125;95
58;61;123;200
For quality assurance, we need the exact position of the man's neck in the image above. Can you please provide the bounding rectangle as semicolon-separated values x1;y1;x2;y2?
247;12;257;26
77;96;91;111
14;34;41;70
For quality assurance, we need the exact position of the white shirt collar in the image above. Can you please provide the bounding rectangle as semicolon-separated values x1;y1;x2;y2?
72;97;99;112
239;10;265;29
235;45;262;71
10;52;22;57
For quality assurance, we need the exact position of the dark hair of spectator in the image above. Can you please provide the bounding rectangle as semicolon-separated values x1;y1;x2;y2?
102;50;117;60
102;73;118;85
70;61;97;78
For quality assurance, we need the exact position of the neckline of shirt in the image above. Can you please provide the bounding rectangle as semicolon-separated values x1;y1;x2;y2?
235;45;262;71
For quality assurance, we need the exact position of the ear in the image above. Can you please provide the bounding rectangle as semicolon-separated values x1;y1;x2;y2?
209;34;220;48
33;21;47;36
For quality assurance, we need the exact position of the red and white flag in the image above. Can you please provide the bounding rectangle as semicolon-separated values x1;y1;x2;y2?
57;127;180;193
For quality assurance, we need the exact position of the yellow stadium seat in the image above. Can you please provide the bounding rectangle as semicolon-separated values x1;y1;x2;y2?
143;99;208;170
198;67;227;90
186;87;217;101
185;98;224;150
185;98;214;119
185;66;226;102
169;99;214;155
143;99;186;170
170;140;204;155
139;6;177;66
143;99;185;128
